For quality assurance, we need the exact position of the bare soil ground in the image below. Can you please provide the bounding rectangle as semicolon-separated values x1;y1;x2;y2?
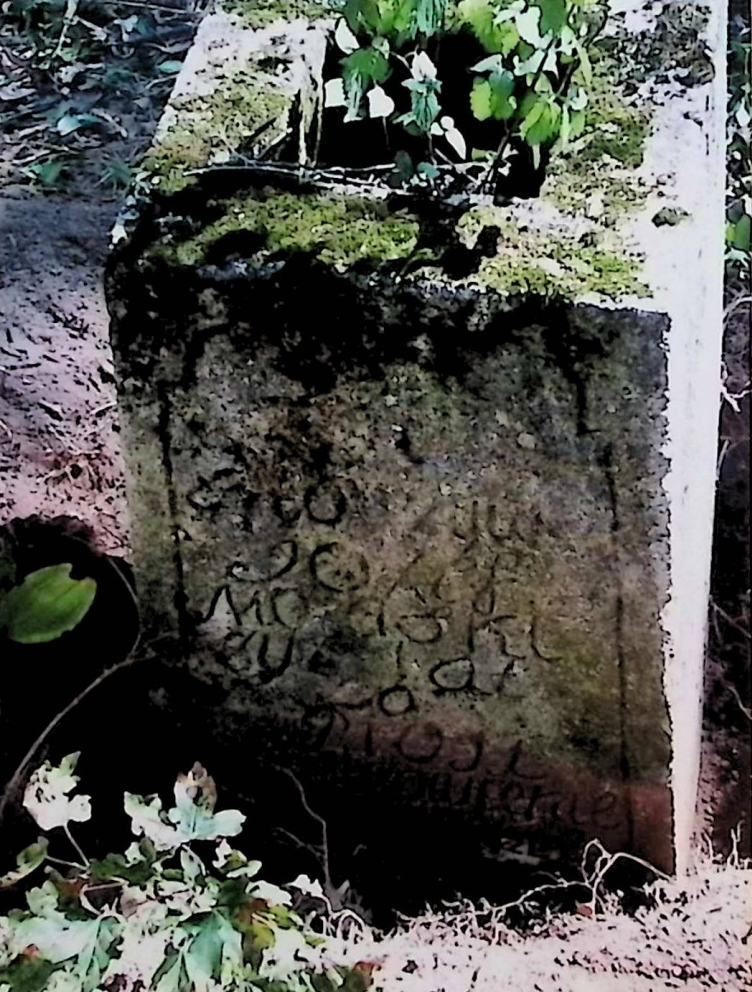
0;4;749;990
0;192;127;555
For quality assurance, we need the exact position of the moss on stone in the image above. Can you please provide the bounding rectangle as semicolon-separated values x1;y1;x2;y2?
537;53;653;225
572;68;652;172
453;208;649;302
140;66;291;194
156;190;421;267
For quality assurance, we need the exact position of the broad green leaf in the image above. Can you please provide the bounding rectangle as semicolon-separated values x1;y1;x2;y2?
0;956;56;992
0;564;96;644
125;764;245;851
520;99;561;144
341;47;391;118
470;78;494;120
488;70;516;118
401;55;442;133
470;70;516;122
534;0;567;35
88;852;154;886
23;754;92;833
70;919;121;992
456;0;520;52
184;912;243;991
342;47;391;86
732;213;751;250
123;794;182;851
26;880;61;919
514;45;558;77
471;54;504;73
12;915;120;992
0;839;48;889
153;948;187;992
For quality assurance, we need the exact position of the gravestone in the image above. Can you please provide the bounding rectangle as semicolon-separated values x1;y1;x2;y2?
107;0;727;886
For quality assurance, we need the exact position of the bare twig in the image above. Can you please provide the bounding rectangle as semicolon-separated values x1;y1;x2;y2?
581;839;670;914
728;681;752;721
0;655;140;830
720;361;751;413
47;855;87;870
53;0;80;59
710;599;751;640
64;824;89;867
276;766;332;890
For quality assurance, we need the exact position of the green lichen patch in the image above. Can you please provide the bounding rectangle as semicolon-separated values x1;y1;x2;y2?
154;190;421;267
221;0;334;28
538;52;652;223
453;207;649;302
140;66;291;194
601;1;713;88
568;66;652;171
545;164;647;224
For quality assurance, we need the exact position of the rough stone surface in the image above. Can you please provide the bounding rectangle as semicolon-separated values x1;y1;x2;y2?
107;0;727;888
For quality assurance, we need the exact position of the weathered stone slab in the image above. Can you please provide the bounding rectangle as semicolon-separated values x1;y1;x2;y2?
107;0;727;884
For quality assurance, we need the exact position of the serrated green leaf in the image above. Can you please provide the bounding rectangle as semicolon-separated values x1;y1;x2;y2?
0;565;96;644
12;915;120;992
456;0;520;52
470;78;493;121
125;764;245;851
520;98;561;144
411;0;449;37
342;47;391;87
470;67;516;122
340;46;391;118
153;948;188;992
183;912;243;992
87;852;154;886
0;839;48;890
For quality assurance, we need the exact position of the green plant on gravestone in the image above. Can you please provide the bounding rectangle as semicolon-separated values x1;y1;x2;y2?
725;15;750;275
324;0;605;188
0;756;372;992
0;557;96;645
